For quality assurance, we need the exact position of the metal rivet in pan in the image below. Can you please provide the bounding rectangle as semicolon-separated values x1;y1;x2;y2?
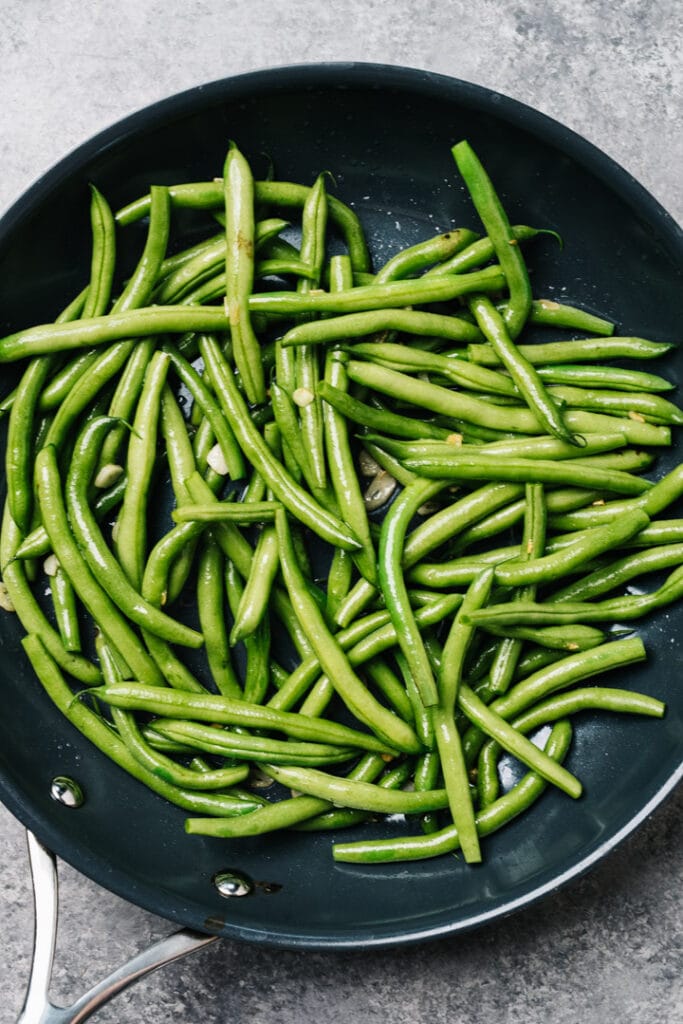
50;776;84;808
213;871;254;898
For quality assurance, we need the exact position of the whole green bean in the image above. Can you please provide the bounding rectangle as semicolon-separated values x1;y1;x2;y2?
549;543;683;603
469;293;578;444
467;337;672;366
322;352;377;584
374;227;480;282
379;478;447;708
35;445;165;684
452;140;532;338
223;141;266;405
280;308;482;347
89;681;396;753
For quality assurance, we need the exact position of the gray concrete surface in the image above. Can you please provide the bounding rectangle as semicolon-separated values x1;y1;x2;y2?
0;2;681;1022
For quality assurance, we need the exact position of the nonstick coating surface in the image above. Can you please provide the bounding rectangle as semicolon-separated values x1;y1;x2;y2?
0;63;681;949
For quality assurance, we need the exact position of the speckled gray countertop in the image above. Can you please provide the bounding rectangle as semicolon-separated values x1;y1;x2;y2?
0;3;681;1023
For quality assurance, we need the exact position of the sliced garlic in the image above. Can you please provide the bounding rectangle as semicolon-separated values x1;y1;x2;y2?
358;449;382;477
93;463;124;489
43;554;59;577
206;443;230;476
0;582;14;612
292;387;314;408
364;470;398;511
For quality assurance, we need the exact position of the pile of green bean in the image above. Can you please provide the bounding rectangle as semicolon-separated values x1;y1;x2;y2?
1;138;677;867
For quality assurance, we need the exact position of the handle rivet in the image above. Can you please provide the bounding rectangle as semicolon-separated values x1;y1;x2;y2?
50;776;85;808
213;870;253;898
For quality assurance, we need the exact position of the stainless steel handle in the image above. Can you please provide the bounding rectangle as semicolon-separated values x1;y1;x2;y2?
17;830;220;1024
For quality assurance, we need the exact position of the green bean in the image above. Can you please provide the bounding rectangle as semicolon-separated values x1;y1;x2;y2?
481;623;607;652
185;793;334;837
172;501;281;524
549;543;683;603
295;755;407;832
42;339;140;452
509;686;666;735
275;507;421;753
294;172;329;490
425;224;553;277
365;431;628;463
379;478;447;708
0;508;100;682
489;482;546;694
82;185;117;319
318;382;452;440
469;293;578;444
230;526;280;644
195;536;242;698
331;721;573;863
527;299;615;335
477;737;501;807
345;341;517;394
112;705;252;790
464;638;647;757
334;481;524;628
113;350;169;587
536;364;675;394
322;352;377;584
280;308;482;348
450;486;603;554
547;463;683;531
364;659;415;723
545;384;683;425
162;345;244;481
374;227;480;282
249;264;505;318
49;564;82;653
118;179;371;272
400;450;652;496
278;593;463;721
223;141;266;405
182;469;316;663
467;337;672;366
269;382;325;498
456;683;582;798
6;357;54;532
38;351;101;411
35;445;165;684
491;508;650;587
89;681;396;753
452;141;532;338
223;558;271;704
344;360;671;446
96;339;156;472
252;762;450;814
0;306;234;361
149;718;355;767
434;568;495;862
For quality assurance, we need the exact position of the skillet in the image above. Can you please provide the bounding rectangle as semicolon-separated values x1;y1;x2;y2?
0;63;681;987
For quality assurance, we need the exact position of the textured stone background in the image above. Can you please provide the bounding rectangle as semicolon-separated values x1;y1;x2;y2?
0;2;681;1022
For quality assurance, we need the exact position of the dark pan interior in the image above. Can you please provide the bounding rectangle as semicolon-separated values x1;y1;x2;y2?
0;63;681;949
